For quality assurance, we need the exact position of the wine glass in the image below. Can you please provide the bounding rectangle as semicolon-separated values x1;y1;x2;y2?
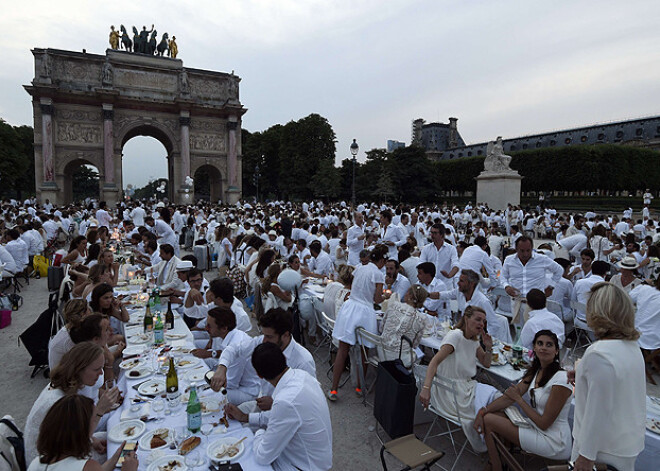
151;398;165;423
200;423;213;444
184;450;203;470
175;426;191;448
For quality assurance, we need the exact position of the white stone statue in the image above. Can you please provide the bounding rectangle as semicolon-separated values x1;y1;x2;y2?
483;136;516;174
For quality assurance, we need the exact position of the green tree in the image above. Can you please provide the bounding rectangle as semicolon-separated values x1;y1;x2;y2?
309;159;341;199
72;166;99;201
0;119;32;199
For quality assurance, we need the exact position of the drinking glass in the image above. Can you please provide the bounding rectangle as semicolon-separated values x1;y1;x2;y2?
184;451;204;470
175;426;191;447
104;378;117;390
200;423;213;440
151;398;165;423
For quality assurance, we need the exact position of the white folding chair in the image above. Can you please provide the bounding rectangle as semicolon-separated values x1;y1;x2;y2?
413;364;471;471
354;327;387;406
547;299;574;336
323;311;350;388
570;300;593;355
314;309;334;356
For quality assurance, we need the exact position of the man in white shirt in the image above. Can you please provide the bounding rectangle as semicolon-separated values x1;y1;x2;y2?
249;342;332;471
0;245;18;278
519;289;565;350
385;259;411;300
222;308;317;429
204;306;260;403
416;262;447;316
145;244;181;290
419;223;459;289
399;248;420;285
130;205;146;226
501;237;564;298
95;201;113;228
380;210;406;261
459;236;497;287
346;212;366;266
572;261;608;328
302;241;333;278
4;229;29;272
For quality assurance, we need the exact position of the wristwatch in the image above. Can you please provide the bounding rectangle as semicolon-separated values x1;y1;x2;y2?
211;350;218;358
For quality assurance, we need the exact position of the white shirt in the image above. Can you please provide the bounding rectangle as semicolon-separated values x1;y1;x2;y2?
130;206;146;226
400;256;420;285
253;368;333;471
419;242;459;284
388;273;411;300
572;275;605;321
346;224;364;266
571;340;645;462
519;307;565;350
419;277;446;313
629;284;660;350
5;238;29;269
95;208;112;228
217;329;261;397
151;219;178;248
308;251;333;277
501;252;563;296
349;262;385;307
458;245;496;285
382;224;406;260
0;245;18;276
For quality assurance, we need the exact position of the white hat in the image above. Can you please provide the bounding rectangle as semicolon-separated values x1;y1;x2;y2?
156;202;165;208
617;256;639;271
176;260;194;271
268;230;277;236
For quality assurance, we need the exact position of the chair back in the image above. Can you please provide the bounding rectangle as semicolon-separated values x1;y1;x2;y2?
491;433;524;471
489;286;512;314
317;310;334;336
570;299;587;322
355;327;386;364
413;364;464;425
546;299;568;322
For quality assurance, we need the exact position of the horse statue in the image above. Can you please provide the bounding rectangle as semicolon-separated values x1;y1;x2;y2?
156;32;169;56
120;25;132;52
132;26;141;53
147;30;158;55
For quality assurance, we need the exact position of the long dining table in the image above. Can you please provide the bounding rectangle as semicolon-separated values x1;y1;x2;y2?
106;284;273;471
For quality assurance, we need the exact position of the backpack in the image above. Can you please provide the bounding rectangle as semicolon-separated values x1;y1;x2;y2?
0;416;26;471
227;265;247;300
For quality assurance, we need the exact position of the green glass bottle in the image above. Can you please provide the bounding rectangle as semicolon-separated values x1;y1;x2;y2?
187;383;202;433
166;356;179;404
165;301;174;331
153;313;164;345
143;304;153;333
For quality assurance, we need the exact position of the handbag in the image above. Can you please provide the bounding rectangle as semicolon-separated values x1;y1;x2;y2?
373;336;417;439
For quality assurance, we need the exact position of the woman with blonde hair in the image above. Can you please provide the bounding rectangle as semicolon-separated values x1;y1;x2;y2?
29;394;138;471
48;299;91;370
24;342;119;465
419;306;496;452
380;284;428;365
570;282;645;471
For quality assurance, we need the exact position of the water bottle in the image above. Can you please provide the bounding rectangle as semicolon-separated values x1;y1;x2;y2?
187;383;202;433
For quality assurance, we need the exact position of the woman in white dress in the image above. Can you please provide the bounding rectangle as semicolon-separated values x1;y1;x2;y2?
61;235;87;266
48;299;91;370
24;342;119;466
28;394;138;471
569;282;646;471
476;330;573;470
329;244;388;401
418;306;495;452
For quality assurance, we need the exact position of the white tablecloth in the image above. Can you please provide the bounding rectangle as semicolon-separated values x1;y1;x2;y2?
107;303;273;471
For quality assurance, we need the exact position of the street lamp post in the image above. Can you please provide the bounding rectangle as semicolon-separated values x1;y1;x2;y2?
350;138;359;208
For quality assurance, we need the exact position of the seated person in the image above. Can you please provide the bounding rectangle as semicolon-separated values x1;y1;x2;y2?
250;343;333;471
301;240;333;278
143;243;180;289
416;262;447;317
519;289;565;350
384;259;411;300
380;285;427;365
202;307;260;404
221;308;316;428
475;330;573;470
159;260;193;299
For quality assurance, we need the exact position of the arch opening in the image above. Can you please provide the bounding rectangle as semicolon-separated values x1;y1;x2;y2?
194;165;223;203
63;160;100;203
122;133;171;202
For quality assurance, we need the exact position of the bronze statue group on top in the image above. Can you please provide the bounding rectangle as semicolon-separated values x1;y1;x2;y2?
108;25;178;58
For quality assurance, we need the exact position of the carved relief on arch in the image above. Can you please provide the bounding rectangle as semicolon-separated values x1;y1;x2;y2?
56;122;103;144
57;151;104;176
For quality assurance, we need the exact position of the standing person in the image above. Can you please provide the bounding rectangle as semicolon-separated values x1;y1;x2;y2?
419;223;459;290
346;211;366;266
570;282;646;471
329;244;387;401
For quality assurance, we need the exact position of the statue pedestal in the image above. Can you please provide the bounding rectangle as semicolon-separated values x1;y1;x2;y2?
476;172;522;210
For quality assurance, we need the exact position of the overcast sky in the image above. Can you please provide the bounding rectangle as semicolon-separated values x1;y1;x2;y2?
2;0;660;188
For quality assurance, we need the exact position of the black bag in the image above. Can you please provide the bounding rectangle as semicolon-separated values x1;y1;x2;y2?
18;292;59;377
0;417;26;471
47;266;64;292
373;336;417;439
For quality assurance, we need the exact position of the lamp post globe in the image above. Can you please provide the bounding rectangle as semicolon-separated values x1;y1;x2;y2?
350;139;359;208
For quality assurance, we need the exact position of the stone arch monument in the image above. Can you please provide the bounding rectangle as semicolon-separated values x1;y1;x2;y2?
24;48;246;205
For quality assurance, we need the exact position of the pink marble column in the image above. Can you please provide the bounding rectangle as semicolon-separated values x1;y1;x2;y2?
180;113;191;185
40;100;54;182
227;120;238;188
102;105;114;184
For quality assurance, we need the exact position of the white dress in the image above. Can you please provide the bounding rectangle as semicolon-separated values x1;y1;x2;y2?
48;327;75;370
28;456;88;471
333;262;384;347
24;386;66;465
518;370;573;459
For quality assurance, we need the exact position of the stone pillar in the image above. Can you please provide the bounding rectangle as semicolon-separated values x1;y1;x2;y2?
40;98;54;182
180;112;191;185
227;118;238;188
102;104;114;184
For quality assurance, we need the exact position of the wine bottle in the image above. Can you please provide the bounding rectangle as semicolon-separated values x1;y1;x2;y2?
153;313;164;345
165;301;174;330
187;383;202;433
143;304;153;333
166;356;179;404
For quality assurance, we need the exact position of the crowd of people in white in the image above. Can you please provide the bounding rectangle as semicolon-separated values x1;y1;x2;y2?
4;194;659;471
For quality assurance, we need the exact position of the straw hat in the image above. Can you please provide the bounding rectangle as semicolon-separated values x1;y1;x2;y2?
617;256;639;271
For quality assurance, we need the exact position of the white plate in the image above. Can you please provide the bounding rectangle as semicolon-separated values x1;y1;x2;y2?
200;399;221;416
647;418;660;434
207;436;245;462
176;357;200;369
128;333;152;344
139;428;173;451
171;346;192;354
108;419;146;443
137;379;166;396
119;358;144;370
123;345;147;357
147;454;186;471
166;332;187;340
125;366;153;380
187;368;208;383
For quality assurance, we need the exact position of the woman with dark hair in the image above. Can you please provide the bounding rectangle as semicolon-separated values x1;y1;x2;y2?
329;244;388;401
90;283;129;324
97;226;110;247
24;342;119;465
29;394;138;471
418;306;495;452
247;248;275;293
476;330;573;470
85;243;102;267
61;235;87;266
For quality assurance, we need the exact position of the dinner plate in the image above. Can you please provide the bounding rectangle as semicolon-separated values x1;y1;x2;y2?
123;345;147;357
139;428;173;451
125;365;153;380
119;358;144;370
171;346;192;354
186;368;208;383
200;399;221;416
176;357;201;369
137;379;166;396
646;417;660;434
108;419;146;443
147;454;186;471
165;332;187;340
207;436;245;462
128;332;152;344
